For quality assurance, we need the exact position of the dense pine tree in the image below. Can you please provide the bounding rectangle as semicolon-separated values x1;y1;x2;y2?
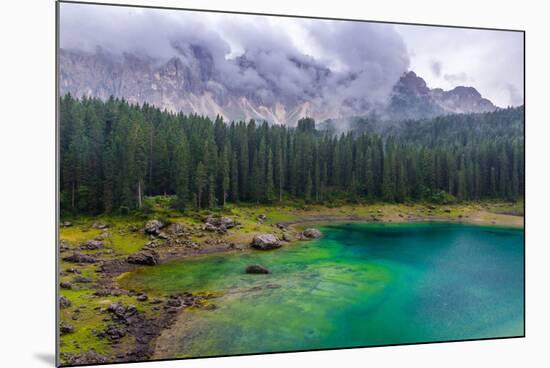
59;95;525;214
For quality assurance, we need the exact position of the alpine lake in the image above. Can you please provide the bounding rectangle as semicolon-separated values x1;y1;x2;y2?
118;222;524;358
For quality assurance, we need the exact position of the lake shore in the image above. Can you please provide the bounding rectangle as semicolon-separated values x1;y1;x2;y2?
58;200;523;365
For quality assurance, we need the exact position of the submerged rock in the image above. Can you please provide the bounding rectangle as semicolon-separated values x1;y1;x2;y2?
245;264;270;274
251;234;281;250
127;250;159;266
302;228;323;239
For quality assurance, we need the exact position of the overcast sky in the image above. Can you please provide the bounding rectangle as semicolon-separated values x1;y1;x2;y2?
60;2;524;107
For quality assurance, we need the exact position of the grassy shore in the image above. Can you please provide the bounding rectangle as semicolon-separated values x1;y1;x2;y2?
58;199;523;364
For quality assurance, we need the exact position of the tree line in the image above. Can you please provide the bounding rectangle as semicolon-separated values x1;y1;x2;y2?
59;94;524;215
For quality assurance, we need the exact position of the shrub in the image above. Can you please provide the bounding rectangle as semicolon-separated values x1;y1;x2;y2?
430;190;457;204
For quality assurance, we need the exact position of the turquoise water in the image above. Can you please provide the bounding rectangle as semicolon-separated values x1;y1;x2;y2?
121;222;524;358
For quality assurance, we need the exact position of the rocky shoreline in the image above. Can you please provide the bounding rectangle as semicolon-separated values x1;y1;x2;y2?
59;204;523;365
59;215;323;365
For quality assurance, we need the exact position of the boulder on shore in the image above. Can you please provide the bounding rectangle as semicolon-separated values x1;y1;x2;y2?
59;296;71;309
73;276;92;284
251;234;281;250
68;350;108;365
60;282;72;289
144;219;165;235
127;250;160;266
204;216;238;231
62;252;98;264
302;228;323;239
91;222;109;229
60;321;74;335
203;223;218;232
245;264;270;274
165;222;184;235
81;239;103;250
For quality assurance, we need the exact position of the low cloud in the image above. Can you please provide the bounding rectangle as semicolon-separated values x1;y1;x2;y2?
60;3;410;116
505;83;523;106
430;60;442;77
444;72;468;83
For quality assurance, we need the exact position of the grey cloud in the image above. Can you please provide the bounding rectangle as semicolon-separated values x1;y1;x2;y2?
430;60;442;77
60;3;410;117
506;83;523;106
444;72;468;83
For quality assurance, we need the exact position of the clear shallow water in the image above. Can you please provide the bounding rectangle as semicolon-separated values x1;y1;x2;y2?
121;222;524;358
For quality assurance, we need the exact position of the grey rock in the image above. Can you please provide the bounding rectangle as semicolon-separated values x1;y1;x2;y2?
73;276;92;283
165;222;184;235
92;222;109;229
62;252;98;264
127;250;159;266
302;228;323;239
144;219;165;235
204;216;237;231
251;234;281;250
60;321;74;335
81;239;103;250
157;232;170;240
105;324;127;340
203;223;217;232
68;351;108;365
59;296;71;309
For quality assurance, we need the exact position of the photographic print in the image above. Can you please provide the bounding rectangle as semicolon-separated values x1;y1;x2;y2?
57;1;524;366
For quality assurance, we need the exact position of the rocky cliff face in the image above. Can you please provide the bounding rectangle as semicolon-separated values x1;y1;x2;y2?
59;49;497;124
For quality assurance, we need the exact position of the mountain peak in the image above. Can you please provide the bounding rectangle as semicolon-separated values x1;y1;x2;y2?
387;71;497;120
397;71;430;95
59;49;497;124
